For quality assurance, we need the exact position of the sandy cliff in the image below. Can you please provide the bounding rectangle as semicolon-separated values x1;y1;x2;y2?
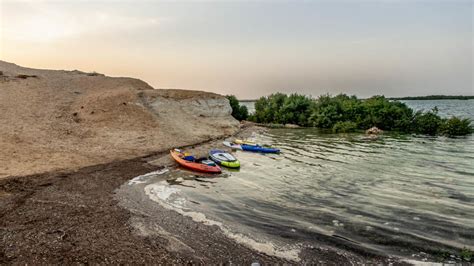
0;61;239;178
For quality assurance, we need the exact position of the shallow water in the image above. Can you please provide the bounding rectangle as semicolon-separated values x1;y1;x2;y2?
401;99;474;119
145;99;474;262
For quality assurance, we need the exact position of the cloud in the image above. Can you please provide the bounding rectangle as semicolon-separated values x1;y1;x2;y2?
2;2;162;43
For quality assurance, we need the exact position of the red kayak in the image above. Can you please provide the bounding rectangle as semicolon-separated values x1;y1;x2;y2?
170;149;221;174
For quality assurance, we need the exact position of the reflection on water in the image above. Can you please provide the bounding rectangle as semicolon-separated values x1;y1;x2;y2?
150;99;474;262
153;129;474;261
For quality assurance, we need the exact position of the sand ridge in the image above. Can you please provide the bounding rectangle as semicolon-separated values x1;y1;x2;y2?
0;61;239;178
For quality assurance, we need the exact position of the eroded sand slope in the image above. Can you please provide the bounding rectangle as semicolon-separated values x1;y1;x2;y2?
0;61;239;177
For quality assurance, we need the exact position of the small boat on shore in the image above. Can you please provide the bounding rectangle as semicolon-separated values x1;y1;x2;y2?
209;149;240;168
223;141;280;154
170;149;221;173
223;141;242;150
234;139;258;146
241;144;280;153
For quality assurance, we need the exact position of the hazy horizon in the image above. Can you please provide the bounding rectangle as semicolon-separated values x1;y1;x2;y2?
1;0;472;99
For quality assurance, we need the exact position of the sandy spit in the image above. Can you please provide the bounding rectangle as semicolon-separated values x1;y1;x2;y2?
0;60;239;178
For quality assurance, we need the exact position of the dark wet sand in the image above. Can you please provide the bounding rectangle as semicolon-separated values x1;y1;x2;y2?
0;152;286;264
0;132;408;264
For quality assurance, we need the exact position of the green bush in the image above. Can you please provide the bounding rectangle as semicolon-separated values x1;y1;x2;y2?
358;96;413;131
247;113;257;122
226;95;248;121
253;93;288;124
279;94;313;126
239;105;249;120
309;94;345;128
461;247;473;261
411;108;443;135
440;117;473;136
251;93;472;137
308;94;413;132
332;121;358;133
252;93;313;126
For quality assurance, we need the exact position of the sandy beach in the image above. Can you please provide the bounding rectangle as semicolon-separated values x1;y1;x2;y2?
0;127;405;264
0;130;287;264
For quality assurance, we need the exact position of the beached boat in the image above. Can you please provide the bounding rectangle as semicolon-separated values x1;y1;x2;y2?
170;149;221;173
234;139;258;146
223;141;280;154
209;149;240;168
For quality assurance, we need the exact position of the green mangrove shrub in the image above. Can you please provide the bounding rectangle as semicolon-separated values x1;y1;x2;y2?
226;95;248;121
460;247;473;262
332;121;358;133
411;108;443;135
440;117;473;136
250;93;472;136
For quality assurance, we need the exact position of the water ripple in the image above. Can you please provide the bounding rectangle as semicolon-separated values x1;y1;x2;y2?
153;123;474;261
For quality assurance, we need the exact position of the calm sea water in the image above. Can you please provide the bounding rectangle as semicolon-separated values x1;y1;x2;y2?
146;100;474;262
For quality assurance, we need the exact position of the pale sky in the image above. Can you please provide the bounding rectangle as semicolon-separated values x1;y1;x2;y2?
0;0;472;99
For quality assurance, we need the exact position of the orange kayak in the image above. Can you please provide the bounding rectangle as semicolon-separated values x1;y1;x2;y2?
170;149;221;174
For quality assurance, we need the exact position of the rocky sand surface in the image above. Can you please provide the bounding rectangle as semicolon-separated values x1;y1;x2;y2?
0;137;287;264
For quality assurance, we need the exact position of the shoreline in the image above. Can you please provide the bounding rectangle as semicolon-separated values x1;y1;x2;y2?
0;126;285;264
0;126;405;264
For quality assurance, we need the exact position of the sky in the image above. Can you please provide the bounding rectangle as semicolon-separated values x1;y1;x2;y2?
0;0;472;99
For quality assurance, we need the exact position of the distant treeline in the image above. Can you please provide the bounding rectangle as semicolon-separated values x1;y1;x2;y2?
227;93;473;137
390;95;474;100
238;99;257;102
226;95;249;121
240;95;474;102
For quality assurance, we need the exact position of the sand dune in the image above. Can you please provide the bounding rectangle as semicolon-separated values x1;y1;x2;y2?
0;61;239;178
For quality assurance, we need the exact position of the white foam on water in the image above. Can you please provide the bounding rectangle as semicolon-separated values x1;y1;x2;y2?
145;181;186;208
128;169;169;185
144;182;301;262
402;259;445;266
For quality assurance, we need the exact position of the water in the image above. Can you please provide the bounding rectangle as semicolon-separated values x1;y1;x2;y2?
145;100;474;262
240;101;256;114
401;99;474;120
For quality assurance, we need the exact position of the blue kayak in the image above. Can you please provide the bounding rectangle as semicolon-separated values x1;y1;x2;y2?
241;144;280;153
223;141;280;154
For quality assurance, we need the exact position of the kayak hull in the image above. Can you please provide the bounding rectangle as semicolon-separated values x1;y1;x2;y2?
241;144;280;153
170;150;221;173
220;160;241;168
223;141;280;153
209;149;241;168
234;139;258;146
223;141;243;150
